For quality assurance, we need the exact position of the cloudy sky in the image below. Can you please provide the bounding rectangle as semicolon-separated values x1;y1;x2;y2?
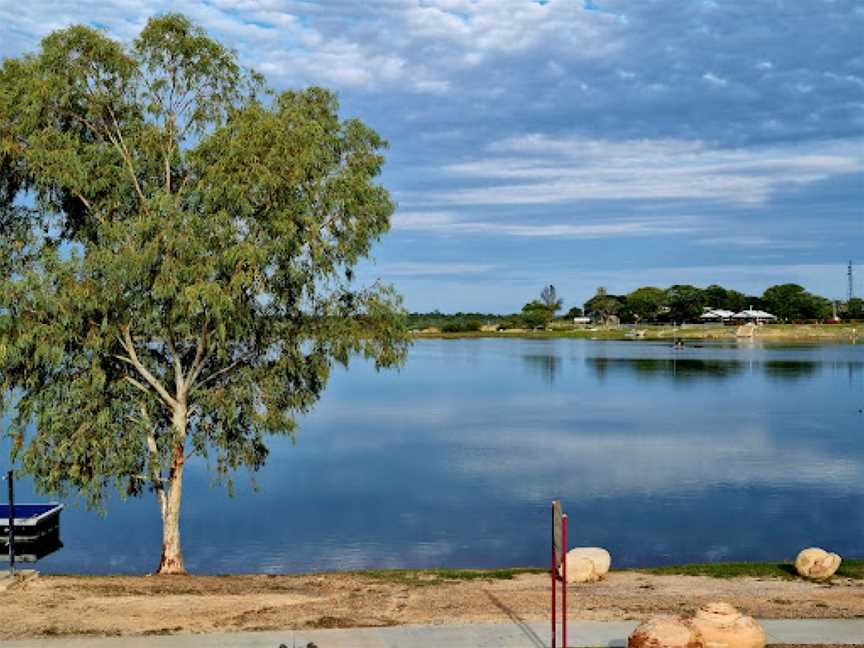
1;0;862;312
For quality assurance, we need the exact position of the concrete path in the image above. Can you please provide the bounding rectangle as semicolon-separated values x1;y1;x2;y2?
2;619;863;647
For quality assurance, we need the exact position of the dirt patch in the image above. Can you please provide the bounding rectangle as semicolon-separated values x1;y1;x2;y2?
2;571;863;639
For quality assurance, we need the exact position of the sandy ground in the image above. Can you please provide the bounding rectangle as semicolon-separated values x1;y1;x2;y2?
2;571;863;639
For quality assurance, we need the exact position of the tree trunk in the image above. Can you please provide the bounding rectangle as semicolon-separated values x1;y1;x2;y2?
157;409;188;575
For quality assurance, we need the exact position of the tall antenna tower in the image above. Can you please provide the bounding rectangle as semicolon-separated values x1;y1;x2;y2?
849;261;855;300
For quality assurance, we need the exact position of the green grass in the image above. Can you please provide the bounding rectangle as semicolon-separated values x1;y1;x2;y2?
354;560;864;585
351;567;547;587
53;560;864;584
637;559;864;580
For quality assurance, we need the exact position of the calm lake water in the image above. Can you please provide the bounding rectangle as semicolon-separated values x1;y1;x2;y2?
4;338;864;574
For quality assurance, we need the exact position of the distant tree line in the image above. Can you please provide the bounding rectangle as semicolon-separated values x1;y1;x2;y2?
582;283;860;324
409;283;864;331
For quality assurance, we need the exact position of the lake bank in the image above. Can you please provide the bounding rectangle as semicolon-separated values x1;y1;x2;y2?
412;323;861;342
2;564;863;639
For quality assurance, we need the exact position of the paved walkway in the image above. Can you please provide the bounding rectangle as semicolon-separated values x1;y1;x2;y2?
2;619;863;647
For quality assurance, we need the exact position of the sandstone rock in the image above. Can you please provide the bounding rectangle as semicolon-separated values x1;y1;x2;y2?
735;324;756;338
795;547;842;580
628;615;704;648
691;602;766;648
558;547;611;583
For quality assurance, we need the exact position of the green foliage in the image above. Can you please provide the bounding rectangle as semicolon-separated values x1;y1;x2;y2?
583;288;623;322
0;15;409;515
703;284;747;312
409;281;844;331
440;319;482;333
521;300;554;329
846;297;864;319
496;317;524;330
761;283;830;321
663;285;705;322
626;286;664;322
406;311;499;330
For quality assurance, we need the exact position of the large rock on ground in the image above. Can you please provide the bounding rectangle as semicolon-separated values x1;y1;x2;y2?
795;547;842;580
628;615;704;648
558;547;611;583
690;602;766;648
735;324;756;338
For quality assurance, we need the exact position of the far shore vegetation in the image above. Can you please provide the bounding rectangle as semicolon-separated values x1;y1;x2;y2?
409;282;863;340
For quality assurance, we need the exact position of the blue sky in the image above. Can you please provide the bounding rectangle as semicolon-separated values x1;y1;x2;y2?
1;0;862;312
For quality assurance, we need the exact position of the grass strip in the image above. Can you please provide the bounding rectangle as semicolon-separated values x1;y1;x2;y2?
637;559;864;580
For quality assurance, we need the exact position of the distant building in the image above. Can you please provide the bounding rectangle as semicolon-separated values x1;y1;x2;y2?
732;308;777;323
699;308;736;322
572;317;592;325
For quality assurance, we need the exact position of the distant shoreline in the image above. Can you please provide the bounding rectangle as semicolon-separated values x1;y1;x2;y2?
412;323;861;342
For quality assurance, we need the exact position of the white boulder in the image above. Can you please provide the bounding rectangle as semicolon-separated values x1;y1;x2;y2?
558;547;611;583
690;602;766;648
628;615;704;648
795;547;842;580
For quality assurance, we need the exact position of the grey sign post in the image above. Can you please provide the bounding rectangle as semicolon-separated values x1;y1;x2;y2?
550;499;567;648
5;470;14;576
552;499;563;571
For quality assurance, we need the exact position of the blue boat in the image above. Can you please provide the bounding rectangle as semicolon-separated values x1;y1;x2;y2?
1;502;64;564
1;503;64;543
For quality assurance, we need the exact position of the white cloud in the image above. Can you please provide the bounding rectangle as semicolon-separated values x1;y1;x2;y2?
453;422;864;499
702;71;728;86
392;211;703;238
304;391;864;498
0;0;622;95
431;136;863;206
695;236;819;250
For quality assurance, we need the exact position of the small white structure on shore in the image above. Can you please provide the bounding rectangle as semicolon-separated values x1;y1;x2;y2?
732;308;777;323
699;309;736;322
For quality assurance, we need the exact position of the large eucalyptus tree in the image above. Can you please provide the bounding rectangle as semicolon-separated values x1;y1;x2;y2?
0;15;408;574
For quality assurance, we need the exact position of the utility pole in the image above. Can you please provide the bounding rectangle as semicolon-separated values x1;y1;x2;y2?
849;261;854;301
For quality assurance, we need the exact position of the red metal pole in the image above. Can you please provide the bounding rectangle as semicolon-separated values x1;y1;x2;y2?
562;513;567;648
551;545;556;648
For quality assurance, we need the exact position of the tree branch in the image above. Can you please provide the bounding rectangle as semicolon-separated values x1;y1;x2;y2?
185;313;210;390
139;404;167;518
165;329;185;399
119;325;178;410
106;105;149;209
192;354;251;391
122;374;152;398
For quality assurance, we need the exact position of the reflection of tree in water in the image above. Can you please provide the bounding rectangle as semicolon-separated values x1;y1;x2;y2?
839;361;864;388
586;357;822;382
522;354;561;384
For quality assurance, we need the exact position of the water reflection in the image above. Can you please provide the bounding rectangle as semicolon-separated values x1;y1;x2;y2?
521;354;561;384
586;356;822;382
